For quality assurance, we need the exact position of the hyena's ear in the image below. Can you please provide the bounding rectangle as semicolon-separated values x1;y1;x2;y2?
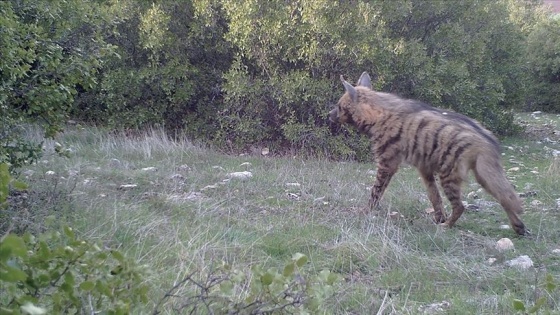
340;75;357;103
357;72;372;89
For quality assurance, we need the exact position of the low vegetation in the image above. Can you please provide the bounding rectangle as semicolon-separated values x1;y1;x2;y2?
2;113;560;313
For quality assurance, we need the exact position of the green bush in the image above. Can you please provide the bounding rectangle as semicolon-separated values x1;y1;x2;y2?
0;227;149;314
525;16;560;112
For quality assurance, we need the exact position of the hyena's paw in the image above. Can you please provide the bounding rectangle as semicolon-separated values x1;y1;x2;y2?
432;213;447;224
438;221;453;229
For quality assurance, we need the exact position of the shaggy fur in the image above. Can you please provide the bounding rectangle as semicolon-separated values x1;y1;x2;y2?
329;72;526;235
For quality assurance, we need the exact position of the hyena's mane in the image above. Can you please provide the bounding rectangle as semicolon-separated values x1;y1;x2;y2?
367;90;501;153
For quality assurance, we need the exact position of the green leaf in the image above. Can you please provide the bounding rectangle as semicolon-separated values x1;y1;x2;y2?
528;297;547;314
79;281;95;291
283;262;295;277
110;250;125;262
0;164;9;203
63;226;75;239
220;281;234;296
1;235;28;258
12;180;28;190
545;274;557;293
260;272;274;286
0;266;28;282
512;299;526;311
292;252;308;267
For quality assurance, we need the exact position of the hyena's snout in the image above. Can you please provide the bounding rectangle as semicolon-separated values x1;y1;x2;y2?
328;108;339;123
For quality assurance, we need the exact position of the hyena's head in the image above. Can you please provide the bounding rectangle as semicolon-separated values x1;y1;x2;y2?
329;72;372;124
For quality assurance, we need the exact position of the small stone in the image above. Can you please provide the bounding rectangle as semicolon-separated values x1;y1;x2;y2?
465;204;480;211
23;170;35;177
467;191;479;199
425;208;435;214
496;238;515;252
508;167;520;172
388;211;403;219
118;184;138;190
530;200;543;207
286;182;301;187
487;258;497;265
109;158;121;167
45;171;56;176
418;301;451;314
141;167;157;172
552;249;560;255
201;184;219;191
228;171;253;179
261;147;270;156
519;190;537;198
287;193;300;200
169;174;184;180
178;164;192;171
68;170;79;177
505;255;533;270
499;225;511;230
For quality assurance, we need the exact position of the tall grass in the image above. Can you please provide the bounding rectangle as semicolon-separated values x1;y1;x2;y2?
13;123;560;314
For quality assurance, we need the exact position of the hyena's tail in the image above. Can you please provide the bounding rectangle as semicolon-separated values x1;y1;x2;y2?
473;152;526;235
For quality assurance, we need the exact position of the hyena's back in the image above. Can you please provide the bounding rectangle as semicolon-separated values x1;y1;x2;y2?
330;73;526;235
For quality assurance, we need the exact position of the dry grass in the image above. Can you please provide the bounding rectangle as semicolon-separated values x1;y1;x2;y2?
13;120;560;314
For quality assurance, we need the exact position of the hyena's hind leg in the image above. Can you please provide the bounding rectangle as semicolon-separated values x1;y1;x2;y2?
439;173;466;229
369;162;399;209
420;172;446;223
473;157;526;235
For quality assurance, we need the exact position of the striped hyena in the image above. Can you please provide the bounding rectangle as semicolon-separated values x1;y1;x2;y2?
329;72;526;235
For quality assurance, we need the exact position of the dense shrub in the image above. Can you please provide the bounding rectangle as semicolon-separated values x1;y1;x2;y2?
525;16;560;112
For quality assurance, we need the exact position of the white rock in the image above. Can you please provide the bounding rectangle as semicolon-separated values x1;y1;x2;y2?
466;191;479;199
45;171;56;176
505;255;533;270
201;184;218;191
261;147;270;156
552;249;560;255
118;184;138;190
287;193;300;200
23;170;35;177
496;238;515;251
418;301;451;314
286;182;301;187
141;167;157;172
109;158;121;167
178;164;192;171
508;167;520;172
228;171;253;179
487;258;497;265
68;170;79;177
499;225;511;230
530;200;543;207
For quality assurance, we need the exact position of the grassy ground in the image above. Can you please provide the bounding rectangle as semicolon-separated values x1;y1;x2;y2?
11;113;560;314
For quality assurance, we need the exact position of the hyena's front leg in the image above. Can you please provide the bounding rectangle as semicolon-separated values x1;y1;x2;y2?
420;172;446;223
369;163;399;209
